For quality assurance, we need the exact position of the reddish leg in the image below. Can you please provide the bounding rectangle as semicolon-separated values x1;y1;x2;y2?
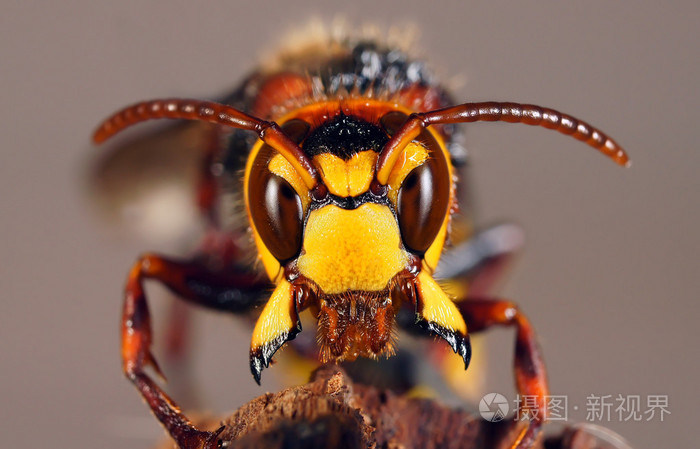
457;299;549;449
122;253;268;449
163;300;192;367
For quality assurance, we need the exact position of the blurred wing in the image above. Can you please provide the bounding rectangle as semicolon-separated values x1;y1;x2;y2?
436;222;525;298
86;121;216;247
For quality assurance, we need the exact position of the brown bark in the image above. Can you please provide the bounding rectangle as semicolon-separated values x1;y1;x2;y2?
159;364;624;449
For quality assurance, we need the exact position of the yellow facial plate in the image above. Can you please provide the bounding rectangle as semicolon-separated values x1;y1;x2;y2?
297;203;408;294
314;151;377;197
251;279;296;349
416;271;467;334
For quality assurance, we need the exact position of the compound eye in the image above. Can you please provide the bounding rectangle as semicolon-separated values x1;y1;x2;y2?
397;156;450;255
381;111;451;255
249;172;303;261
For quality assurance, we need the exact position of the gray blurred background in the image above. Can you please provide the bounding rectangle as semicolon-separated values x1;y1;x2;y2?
1;1;697;448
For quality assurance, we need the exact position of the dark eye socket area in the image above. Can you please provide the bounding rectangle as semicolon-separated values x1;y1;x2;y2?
280;119;311;144
380;111;409;136
248;169;303;262
396;131;451;256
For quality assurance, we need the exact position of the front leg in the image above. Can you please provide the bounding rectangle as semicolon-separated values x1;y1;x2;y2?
457;299;549;449
122;253;268;449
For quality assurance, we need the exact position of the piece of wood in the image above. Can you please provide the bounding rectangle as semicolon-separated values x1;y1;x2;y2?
157;364;624;449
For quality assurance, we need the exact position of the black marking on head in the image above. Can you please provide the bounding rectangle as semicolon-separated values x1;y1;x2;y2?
302;115;389;160
414;318;472;370
249;323;302;385
308;189;391;212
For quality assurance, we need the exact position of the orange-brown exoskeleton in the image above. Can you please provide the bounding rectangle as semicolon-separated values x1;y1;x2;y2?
93;39;628;449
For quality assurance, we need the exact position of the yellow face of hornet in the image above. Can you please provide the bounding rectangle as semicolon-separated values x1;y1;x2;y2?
244;100;469;379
